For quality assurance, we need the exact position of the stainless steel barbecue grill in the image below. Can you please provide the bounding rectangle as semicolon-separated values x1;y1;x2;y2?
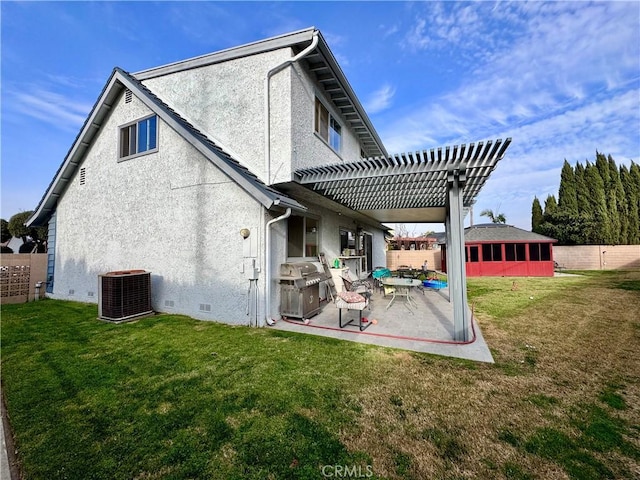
279;262;328;319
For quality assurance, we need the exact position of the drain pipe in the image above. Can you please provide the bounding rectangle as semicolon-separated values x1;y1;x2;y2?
264;31;319;184
265;207;292;326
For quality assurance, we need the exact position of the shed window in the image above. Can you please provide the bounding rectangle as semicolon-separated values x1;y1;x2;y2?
468;245;479;262
530;243;551;261
119;115;158;160
315;98;342;152
287;215;319;258
482;243;503;262
505;243;526;261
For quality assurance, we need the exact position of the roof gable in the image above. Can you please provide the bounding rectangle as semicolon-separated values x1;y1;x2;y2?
133;27;387;159
27;68;305;226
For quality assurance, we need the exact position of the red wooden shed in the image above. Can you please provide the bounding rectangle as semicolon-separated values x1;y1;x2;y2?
440;224;557;277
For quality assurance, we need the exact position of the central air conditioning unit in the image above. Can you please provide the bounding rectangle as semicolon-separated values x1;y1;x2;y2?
98;270;153;322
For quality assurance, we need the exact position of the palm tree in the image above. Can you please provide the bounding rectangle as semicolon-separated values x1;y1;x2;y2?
480;209;506;224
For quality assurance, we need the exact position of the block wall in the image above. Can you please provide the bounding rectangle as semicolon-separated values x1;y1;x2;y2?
0;254;48;304
553;245;640;270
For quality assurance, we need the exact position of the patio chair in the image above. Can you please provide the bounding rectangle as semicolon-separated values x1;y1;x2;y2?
335;290;371;331
342;276;373;302
372;268;391;293
382;284;398;310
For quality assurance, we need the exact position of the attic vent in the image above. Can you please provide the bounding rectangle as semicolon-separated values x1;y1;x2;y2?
98;270;153;322
79;167;86;185
125;89;132;103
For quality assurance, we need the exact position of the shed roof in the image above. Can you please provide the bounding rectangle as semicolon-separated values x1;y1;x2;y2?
464;224;556;243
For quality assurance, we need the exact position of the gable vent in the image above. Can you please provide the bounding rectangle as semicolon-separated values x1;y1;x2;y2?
125;89;132;103
79;167;86;185
98;270;153;322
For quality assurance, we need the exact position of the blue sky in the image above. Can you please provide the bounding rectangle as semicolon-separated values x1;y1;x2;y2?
2;1;639;233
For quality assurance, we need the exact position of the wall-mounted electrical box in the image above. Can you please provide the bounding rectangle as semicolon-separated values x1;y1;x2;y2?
247;259;260;280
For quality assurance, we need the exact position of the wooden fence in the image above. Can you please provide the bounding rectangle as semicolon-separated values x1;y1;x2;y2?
0;254;48;304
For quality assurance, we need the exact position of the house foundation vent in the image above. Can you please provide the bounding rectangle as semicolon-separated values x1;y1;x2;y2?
98;270;153;322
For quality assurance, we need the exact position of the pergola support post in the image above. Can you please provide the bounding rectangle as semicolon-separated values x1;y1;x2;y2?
446;168;470;341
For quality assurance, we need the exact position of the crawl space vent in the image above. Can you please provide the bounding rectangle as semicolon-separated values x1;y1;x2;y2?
98;270;152;322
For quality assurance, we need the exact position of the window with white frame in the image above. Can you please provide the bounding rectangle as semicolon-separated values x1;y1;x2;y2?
119;115;158;160
314;98;342;152
287;215;319;258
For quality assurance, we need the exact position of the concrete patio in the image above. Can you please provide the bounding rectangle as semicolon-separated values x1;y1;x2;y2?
271;283;494;363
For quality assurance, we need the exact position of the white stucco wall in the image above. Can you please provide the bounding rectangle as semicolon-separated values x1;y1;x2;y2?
141;49;293;186
289;62;364;172
52;90;264;324
52;47;388;325
141;48;368;186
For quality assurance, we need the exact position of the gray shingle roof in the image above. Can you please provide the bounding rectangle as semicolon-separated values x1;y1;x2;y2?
464;224;556;242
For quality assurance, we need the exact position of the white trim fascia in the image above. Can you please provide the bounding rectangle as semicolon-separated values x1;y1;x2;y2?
27;71;124;227
134;27;317;80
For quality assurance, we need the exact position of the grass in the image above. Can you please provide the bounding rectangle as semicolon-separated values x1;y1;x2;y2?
2;270;640;479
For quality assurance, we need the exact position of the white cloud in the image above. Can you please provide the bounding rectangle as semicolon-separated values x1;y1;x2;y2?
8;88;92;132
385;1;640;229
365;84;396;114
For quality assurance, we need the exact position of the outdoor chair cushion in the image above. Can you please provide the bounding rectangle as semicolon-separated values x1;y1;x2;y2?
337;291;366;303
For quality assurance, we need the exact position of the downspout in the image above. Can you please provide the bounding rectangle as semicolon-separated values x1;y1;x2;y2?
265;207;292;326
264;31;319;185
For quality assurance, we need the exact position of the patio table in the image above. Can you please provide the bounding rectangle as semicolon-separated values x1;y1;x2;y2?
381;278;423;312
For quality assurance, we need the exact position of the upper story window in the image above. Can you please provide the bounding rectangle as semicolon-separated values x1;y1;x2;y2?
315;98;342;152
119;115;158;160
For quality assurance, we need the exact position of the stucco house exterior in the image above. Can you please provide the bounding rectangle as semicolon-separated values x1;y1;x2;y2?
27;28;511;340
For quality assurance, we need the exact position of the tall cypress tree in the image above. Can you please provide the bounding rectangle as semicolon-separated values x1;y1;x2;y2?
531;196;543;233
558;159;578;214
620;165;638;244
574;162;590;214
607;156;625;244
595;152;615;242
585;162;609;244
628;162;640;244
595;152;611;187
543;194;558;220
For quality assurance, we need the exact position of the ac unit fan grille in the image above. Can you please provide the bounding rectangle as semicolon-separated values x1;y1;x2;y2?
99;271;152;321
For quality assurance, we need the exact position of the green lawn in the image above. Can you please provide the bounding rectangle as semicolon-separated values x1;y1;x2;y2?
2;270;639;479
